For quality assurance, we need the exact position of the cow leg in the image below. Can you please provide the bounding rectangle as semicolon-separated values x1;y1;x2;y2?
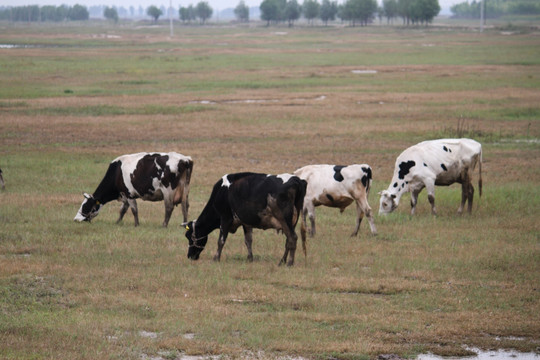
351;201;364;237
467;183;475;214
243;226;254;262
458;182;468;215
354;200;377;236
410;189;421;215
458;170;470;215
181;196;189;223
425;181;437;215
117;200;130;224
162;198;175;227
128;199;139;226
214;230;229;262
304;202;316;237
279;231;298;267
279;217;298;266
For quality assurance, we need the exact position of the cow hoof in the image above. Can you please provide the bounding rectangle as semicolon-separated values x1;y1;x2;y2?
213;255;221;262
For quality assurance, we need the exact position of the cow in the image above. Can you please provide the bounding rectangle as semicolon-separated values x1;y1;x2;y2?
294;164;377;237
74;152;193;227
184;172;307;266
0;168;4;190
379;138;482;216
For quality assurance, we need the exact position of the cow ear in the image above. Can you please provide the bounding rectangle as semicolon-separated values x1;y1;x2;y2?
391;194;396;199
83;192;92;199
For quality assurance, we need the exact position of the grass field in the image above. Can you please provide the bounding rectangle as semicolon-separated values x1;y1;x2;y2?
0;20;539;360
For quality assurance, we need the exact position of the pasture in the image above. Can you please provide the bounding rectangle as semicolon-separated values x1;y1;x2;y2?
0;20;539;360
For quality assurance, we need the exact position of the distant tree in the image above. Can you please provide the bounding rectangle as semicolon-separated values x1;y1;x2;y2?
342;0;376;26
234;0;250;22
68;4;89;20
41;5;59;21
319;0;338;25
303;0;320;25
195;1;213;24
397;0;413;24
147;5;162;23
409;0;439;24
284;0;301;26
377;5;384;23
179;5;195;22
118;6;128;18
260;0;281;25
382;0;398;23
104;6;119;22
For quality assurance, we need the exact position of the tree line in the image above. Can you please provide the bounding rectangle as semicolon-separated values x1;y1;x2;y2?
258;0;440;26
0;0;441;26
0;4;89;21
450;0;540;18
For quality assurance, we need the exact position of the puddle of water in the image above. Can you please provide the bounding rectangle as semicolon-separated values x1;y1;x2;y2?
0;44;34;49
418;348;540;360
351;70;377;74
139;330;159;339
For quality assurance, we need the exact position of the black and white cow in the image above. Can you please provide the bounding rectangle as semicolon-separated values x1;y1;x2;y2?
294;164;377;237
74;152;193;227
379;138;482;216
0;168;4;190
184;172;307;266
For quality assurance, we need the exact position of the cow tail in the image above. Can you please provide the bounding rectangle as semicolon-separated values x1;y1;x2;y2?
478;148;483;197
297;178;308;263
367;167;372;196
183;160;194;204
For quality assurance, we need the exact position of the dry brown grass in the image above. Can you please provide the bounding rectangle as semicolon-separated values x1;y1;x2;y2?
0;22;539;360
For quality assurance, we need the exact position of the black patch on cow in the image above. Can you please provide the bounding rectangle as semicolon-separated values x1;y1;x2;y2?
443;146;448;152
398;161;416;180
360;166;372;189
326;193;335;202
423;163;428;167
333;165;346;182
441;164;448;171
402;183;405;188
393;182;398;188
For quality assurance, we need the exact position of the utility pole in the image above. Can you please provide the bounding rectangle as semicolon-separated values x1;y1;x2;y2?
480;0;484;32
169;0;174;37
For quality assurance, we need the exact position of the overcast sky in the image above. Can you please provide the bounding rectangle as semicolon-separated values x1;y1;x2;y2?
2;0;460;15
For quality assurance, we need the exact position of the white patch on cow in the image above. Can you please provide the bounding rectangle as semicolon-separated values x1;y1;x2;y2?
276;173;294;183
221;174;231;187
73;198;88;221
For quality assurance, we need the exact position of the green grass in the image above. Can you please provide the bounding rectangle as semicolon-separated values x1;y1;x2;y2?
0;21;539;360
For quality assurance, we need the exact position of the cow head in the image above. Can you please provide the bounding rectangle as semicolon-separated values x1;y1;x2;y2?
74;193;103;222
184;220;207;260
378;190;398;215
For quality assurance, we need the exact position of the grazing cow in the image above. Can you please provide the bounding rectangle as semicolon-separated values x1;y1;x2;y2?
74;152;193;227
184;172;307;266
294;164;377;237
379;138;482;216
0;168;4;190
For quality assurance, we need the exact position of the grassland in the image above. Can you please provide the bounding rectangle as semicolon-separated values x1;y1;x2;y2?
0;20;539;360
